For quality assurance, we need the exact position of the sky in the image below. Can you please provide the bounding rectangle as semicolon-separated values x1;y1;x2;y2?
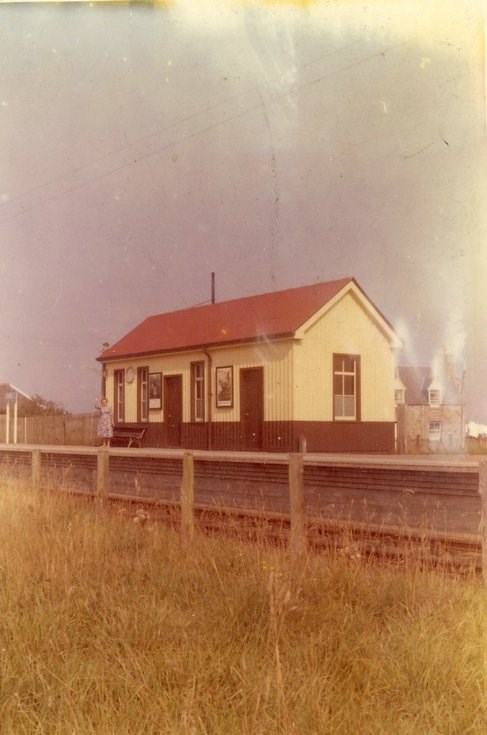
1;0;486;420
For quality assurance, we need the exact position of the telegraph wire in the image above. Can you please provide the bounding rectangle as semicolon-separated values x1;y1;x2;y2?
0;40;400;228
3;38;364;213
3;85;259;209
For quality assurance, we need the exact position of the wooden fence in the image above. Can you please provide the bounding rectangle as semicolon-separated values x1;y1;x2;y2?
0;413;98;446
0;445;484;574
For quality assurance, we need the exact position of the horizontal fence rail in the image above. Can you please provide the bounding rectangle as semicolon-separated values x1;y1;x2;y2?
0;444;484;574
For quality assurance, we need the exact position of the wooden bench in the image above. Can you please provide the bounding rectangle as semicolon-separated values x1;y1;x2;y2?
111;424;148;448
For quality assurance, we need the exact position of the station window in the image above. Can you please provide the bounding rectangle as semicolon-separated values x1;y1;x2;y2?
191;361;205;422
138;367;149;422
114;369;125;423
333;354;361;421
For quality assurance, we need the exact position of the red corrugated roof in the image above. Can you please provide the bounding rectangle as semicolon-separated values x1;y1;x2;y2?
98;277;366;361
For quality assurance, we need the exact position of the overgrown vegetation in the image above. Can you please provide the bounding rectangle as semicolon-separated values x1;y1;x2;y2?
467;438;487;455
0;480;485;734
18;393;70;417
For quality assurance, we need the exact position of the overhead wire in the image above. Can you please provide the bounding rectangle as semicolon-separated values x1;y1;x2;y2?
3;39;364;212
0;39;401;228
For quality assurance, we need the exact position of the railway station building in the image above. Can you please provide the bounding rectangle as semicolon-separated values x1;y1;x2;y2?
97;277;402;453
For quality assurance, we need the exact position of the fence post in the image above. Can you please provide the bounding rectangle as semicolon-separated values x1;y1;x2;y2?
480;460;487;587
289;453;306;560
96;449;109;503
32;449;41;492
180;452;195;544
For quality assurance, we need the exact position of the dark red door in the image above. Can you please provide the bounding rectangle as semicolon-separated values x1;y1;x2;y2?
164;375;182;447
240;367;264;450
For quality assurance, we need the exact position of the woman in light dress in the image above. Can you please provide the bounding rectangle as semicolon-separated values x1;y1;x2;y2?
95;397;113;447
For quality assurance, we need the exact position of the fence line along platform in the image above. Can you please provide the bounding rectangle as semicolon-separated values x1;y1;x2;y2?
0;444;484;574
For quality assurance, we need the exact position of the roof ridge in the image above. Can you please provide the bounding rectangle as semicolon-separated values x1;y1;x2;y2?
144;276;354;320
98;276;397;362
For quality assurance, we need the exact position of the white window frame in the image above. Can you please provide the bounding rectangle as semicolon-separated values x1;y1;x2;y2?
429;421;441;440
395;389;405;405
428;389;441;406
114;369;125;423
333;354;360;421
138;367;149;422
191;361;205;422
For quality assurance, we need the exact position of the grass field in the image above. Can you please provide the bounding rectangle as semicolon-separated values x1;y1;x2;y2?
0;479;486;734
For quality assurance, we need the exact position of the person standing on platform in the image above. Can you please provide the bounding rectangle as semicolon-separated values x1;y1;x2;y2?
95;397;113;447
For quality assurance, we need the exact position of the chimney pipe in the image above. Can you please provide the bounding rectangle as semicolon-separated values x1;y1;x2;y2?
211;272;215;304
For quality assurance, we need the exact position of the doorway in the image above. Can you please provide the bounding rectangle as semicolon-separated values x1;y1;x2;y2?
240;367;264;450
164;375;183;447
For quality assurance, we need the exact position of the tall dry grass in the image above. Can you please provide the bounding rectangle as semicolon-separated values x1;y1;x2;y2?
0;478;485;734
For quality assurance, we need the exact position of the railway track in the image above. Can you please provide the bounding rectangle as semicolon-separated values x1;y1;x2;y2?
99;491;482;576
1;445;483;576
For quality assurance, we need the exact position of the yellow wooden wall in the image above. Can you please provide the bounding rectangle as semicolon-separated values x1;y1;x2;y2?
292;290;396;422
104;339;294;423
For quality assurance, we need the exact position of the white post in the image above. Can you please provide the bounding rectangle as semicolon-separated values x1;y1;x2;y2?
5;402;10;445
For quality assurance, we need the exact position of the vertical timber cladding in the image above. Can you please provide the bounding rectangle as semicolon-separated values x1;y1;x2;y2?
213;340;295;452
291;289;397;453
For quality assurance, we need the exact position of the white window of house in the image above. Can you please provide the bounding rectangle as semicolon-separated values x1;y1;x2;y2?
138;367;149;422
395;389;405;404
333;354;360;421
191;361;205;422
429;421;441;440
428;389;441;406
